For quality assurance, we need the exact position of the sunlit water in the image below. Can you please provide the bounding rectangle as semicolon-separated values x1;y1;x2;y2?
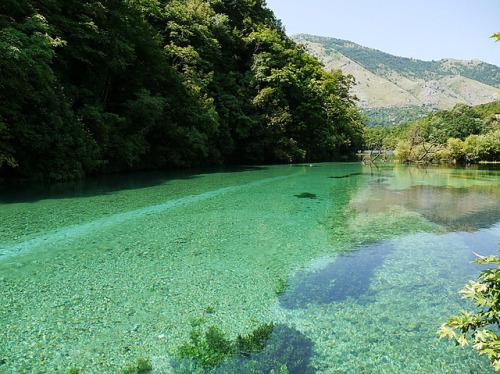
1;163;499;373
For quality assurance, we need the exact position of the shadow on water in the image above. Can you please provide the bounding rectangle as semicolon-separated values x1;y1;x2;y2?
0;165;267;204
279;241;395;309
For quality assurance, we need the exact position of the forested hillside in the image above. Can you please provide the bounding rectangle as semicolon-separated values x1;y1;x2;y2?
0;0;364;182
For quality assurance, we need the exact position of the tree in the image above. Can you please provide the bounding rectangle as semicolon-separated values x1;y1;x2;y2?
438;249;500;371
0;0;365;181
0;2;98;180
442;104;483;141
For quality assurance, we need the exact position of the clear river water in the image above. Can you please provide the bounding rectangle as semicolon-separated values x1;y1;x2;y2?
0;162;499;373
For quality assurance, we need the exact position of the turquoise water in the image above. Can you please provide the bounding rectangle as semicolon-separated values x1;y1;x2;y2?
0;163;499;373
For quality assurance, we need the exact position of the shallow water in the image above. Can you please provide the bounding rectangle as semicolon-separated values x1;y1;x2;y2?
0;163;499;373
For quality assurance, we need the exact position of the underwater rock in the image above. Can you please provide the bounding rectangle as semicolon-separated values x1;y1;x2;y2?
328;172;365;179
294;193;317;199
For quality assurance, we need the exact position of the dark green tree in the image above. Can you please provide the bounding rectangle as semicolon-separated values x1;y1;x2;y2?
0;0;365;181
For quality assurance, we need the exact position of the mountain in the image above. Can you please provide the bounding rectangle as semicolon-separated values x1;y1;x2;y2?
293;34;500;127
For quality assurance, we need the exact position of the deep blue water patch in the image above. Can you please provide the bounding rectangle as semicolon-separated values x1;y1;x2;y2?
280;242;395;309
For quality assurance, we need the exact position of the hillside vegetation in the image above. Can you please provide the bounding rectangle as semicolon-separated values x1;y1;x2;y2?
0;0;364;182
364;101;500;163
293;34;500;127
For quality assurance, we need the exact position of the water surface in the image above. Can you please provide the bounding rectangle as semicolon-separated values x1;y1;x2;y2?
0;163;499;373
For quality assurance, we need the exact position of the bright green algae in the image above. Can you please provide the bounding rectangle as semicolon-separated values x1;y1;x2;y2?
0;163;499;373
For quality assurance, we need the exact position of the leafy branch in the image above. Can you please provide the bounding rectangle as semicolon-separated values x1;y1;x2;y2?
438;248;500;371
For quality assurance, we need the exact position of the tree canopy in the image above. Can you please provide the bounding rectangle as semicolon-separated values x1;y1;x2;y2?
0;0;364;182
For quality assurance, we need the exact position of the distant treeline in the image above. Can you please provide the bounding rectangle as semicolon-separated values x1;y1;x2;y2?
364;101;500;163
362;106;431;128
0;0;364;182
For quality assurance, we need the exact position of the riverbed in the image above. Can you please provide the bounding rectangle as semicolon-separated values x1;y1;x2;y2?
1;163;499;373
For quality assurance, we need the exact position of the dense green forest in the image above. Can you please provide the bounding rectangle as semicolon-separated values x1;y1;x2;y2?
362;106;430;128
0;0;364;182
364;100;500;163
300;35;500;87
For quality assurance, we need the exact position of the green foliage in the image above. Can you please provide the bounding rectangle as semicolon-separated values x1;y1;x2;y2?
438;248;500;371
475;100;500;118
122;358;153;374
363;124;407;150
441;104;483;140
362;106;430;128
173;323;315;373
382;101;500;163
0;2;98;180
0;0;364;182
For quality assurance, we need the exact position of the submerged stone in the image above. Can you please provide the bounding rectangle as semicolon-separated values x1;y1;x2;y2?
328;172;365;179
294;192;317;199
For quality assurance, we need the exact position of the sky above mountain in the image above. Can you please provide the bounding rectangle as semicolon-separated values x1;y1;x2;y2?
265;0;500;67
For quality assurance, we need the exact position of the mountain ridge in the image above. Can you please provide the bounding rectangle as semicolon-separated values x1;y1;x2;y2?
293;34;500;126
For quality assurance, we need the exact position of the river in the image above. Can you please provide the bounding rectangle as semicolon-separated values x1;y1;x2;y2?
0;163;499;373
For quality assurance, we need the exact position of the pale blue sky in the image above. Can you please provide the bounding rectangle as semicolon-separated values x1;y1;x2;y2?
265;0;500;67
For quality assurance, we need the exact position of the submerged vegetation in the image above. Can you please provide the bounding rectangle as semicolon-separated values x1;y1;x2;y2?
122;358;153;374
0;0;363;182
63;358;153;374
173;322;314;373
364;101;500;163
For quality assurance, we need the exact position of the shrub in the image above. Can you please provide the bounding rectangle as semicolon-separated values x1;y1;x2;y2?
438;248;500;371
